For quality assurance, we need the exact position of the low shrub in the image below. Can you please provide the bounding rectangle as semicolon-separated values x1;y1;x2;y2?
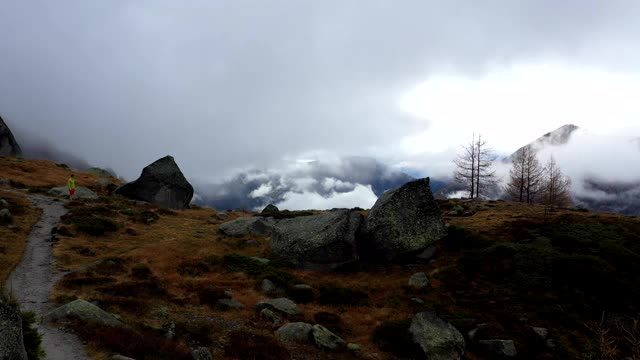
131;264;152;279
225;331;289;360
317;283;369;306
70;215;119;236
372;319;422;358
83;325;190;360
22;311;45;360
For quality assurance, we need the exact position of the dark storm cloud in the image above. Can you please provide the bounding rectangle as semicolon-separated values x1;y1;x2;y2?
2;0;640;181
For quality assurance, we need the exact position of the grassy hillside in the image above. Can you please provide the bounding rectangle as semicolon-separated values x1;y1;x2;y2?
2;157;640;359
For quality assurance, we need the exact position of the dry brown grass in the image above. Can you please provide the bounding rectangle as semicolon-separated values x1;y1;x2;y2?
0;156;114;189
0;190;41;283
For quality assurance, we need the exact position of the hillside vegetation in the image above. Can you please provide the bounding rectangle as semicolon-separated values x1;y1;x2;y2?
2;157;640;359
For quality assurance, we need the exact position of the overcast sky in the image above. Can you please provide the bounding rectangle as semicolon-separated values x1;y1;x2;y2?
2;1;640;184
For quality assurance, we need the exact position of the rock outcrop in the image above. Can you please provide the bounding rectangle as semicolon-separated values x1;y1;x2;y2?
271;209;363;270
409;312;466;359
45;299;125;327
49;186;99;200
363;177;446;260
219;217;276;237
115;156;193;209
0;300;28;360
0;116;22;157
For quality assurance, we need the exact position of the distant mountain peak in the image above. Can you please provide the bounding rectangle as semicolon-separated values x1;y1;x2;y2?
0;115;22;157
506;124;579;162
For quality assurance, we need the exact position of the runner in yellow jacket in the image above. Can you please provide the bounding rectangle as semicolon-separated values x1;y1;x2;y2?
68;174;76;200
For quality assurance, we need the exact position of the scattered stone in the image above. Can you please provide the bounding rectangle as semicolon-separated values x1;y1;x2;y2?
261;279;277;293
112;355;136;360
115;156;194;209
411;297;425;304
219;217;276;237
255;298;300;316
125;227;139;236
467;324;487;343
224;290;234;297
0;116;22;157
45;299;126;327
215;211;229;220
49;186;99;200
409;312;465;359
249;257;270;265
0;179;10;186
217;298;245;310
531;326;548;340
347;343;362;352
416;246;437;261
260;308;282;325
312;324;347;351
276;322;313;343
478;340;517;358
0;208;13;224
408;272;430;290
0;198;8;208
363;178;447;260
546;339;556;349
271;209;363;270
190;347;213;360
244;239;260;247
0;299;28;360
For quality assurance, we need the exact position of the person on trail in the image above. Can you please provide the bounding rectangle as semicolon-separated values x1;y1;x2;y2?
68;174;76;200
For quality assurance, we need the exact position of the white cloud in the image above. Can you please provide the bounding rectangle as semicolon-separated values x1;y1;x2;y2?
275;184;378;210
248;183;273;198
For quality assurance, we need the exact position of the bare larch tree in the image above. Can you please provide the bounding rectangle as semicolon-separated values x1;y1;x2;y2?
542;156;572;207
454;134;497;199
505;146;544;203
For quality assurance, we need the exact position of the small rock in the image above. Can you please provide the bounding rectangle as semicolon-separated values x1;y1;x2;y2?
125;227;139;236
0;208;13;224
275;322;313;343
260;308;282;325
224;290;234;297
478;339;517;357
217;298;245;310
245;239;260;247
408;272;430;289
190;346;213;360
468;323;487;343
312;324;347;351
249;257;270;265
416;246;437;261
546;339;556;349
261;279;277;293
215;211;229;220
0;199;8;208
531;326;548;340
112;355;136;360
255;298;300;316
411;297;424;304
347;343;362;352
410;312;465;359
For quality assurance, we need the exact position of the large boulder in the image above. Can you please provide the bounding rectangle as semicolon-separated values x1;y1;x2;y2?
0;116;21;157
115;156;193;209
275;322;313;343
45;299;125;327
0;300;27;360
271;209;363;269
363;178;446;260
49;186;99;200
219;217;276;237
409;312;466;360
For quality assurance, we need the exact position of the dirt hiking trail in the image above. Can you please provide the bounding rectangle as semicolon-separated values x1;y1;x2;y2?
6;194;88;360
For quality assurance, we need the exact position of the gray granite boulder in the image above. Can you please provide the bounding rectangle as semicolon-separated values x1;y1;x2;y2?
0;300;27;360
363;178;446;260
276;322;313;343
271;209;363;270
0;208;12;224
49;186;99;200
312;324;347;351
219;217;276;237
115;156;193;209
255;298;300;316
408;272;430;290
0;116;21;157
478;339;517;357
409;312;465;360
45;299;125;327
190;346;213;360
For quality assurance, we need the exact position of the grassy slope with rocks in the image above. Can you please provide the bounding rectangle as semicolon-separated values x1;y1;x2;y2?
2;157;640;359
